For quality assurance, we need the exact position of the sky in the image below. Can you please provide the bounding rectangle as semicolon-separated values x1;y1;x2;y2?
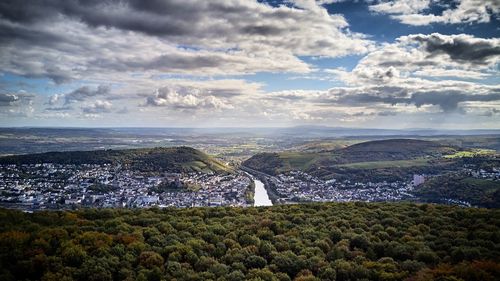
0;0;499;129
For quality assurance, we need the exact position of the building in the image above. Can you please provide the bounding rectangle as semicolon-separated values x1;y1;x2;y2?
413;174;425;186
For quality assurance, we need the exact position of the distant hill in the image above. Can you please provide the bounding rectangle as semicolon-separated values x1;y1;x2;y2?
342;139;441;153
0;147;232;174
414;174;500;208
338;139;456;162
242;139;457;177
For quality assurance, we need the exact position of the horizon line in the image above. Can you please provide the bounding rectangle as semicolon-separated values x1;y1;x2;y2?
1;126;500;131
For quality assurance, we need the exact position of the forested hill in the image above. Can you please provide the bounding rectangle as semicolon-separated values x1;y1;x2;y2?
338;139;455;162
0;147;232;174
242;139;457;176
0;203;499;281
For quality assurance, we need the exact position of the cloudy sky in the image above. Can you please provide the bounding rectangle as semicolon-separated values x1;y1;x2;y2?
0;0;499;128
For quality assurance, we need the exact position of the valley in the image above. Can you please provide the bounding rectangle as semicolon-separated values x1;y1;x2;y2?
1;134;499;210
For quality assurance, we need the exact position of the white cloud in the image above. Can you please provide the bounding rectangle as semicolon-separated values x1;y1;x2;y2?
370;0;431;15
369;0;500;26
327;33;499;86
0;0;374;84
143;85;238;111
81;100;113;114
0;1;498;128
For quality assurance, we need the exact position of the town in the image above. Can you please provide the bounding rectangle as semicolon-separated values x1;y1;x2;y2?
0;163;253;210
255;164;500;207
264;170;418;204
1;161;499;211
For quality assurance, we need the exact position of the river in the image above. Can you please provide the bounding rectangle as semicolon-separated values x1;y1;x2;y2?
253;179;273;206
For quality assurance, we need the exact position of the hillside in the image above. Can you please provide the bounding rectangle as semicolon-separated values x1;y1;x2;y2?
339;139;455;162
0;203;499;281
0;147;232;174
242;139;457;177
414;174;500;208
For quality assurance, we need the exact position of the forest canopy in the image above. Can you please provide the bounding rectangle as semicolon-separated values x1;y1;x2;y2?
0;202;499;281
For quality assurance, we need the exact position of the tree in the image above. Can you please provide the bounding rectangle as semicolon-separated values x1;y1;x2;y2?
62;245;87;267
272;251;305;278
139;251;164;269
245;255;267;269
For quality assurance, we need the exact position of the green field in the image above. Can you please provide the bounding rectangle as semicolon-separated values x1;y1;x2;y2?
443;149;496;159
278;152;332;171
183;160;233;173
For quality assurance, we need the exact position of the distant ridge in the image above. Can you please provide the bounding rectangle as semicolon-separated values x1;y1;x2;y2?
242;138;458;176
338;139;455;162
1;126;499;137
0;146;232;174
341;139;441;153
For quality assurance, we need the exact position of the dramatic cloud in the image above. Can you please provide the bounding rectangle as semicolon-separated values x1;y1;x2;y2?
407;33;500;64
0;1;498;128
369;0;500;25
0;0;372;83
0;93;19;106
317;34;500;116
411;91;500;111
0;91;36;118
0;0;370;55
324;86;500;112
329;33;499;86
0;92;34;107
63;85;111;105
43;85;115;115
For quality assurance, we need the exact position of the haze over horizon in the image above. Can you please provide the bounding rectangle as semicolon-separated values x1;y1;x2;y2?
2;125;500;133
1;0;499;128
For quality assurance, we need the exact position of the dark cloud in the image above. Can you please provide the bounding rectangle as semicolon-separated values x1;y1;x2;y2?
326;86;500;112
45;106;73;111
378;111;398;116
320;86;409;105
0;35;73;84
205;89;244;98
0;93;18;106
41;67;72;84
0;92;34;107
480;108;500;117
126;55;223;71
0;0;371;83
240;25;283;36
64;85;110;104
0;0;285;38
334;93;408;106
410;33;500;64
411;91;500;112
0;21;65;47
